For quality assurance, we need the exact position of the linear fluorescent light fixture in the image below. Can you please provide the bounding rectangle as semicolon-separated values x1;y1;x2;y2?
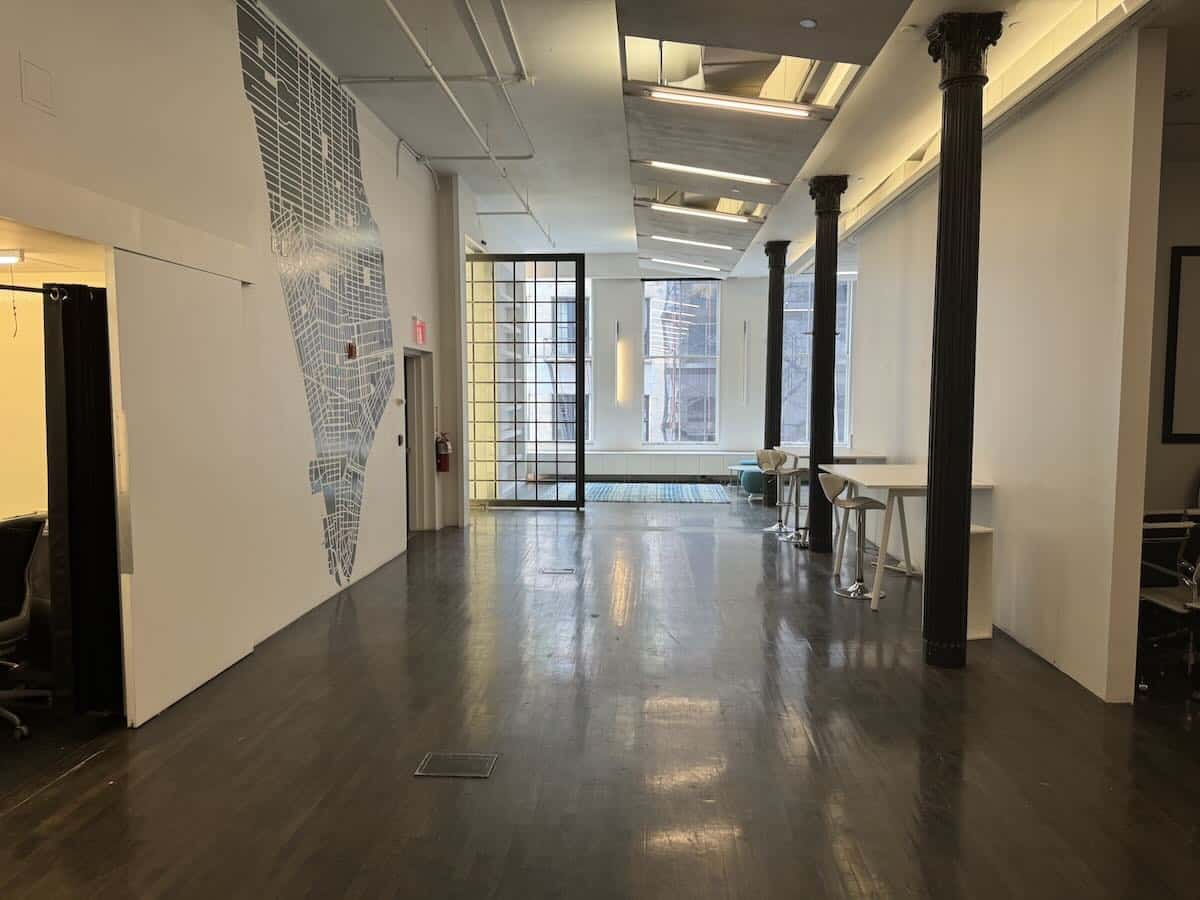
650;258;722;272
650;234;733;251
0;249;25;265
647;160;773;186
649;203;748;224
648;88;811;119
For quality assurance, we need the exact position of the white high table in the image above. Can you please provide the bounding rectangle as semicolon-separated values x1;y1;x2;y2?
775;447;887;465
819;463;994;609
771;449;888;532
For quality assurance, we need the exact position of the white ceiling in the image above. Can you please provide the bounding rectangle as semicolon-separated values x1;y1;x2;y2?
735;0;1084;276
617;0;912;65
264;0;636;252
616;2;910;278
264;0;1144;277
623;95;828;186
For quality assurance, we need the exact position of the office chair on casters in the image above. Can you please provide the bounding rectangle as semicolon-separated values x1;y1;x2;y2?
0;514;52;740
1136;514;1200;696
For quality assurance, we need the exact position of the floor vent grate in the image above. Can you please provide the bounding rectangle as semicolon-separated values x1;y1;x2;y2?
414;752;498;779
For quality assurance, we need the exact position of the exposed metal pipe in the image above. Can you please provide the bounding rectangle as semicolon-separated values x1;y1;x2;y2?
461;0;536;157
339;73;522;85
382;0;553;246
496;0;530;83
397;136;439;190
425;152;533;161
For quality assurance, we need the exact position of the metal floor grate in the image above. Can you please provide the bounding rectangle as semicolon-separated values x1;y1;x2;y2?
414;752;499;779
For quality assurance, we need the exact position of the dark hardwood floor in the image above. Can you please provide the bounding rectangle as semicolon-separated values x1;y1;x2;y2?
2;498;1200;899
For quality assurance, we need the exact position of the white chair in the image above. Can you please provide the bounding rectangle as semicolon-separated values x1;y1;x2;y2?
756;449;801;537
819;473;886;601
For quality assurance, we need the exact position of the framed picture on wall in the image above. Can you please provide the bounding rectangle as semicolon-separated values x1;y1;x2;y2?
1165;246;1200;443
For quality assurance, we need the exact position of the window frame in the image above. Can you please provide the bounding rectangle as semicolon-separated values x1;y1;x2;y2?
779;271;856;448
640;278;721;446
583;281;593;443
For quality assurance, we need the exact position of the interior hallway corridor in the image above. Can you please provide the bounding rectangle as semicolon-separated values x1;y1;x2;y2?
2;501;1199;899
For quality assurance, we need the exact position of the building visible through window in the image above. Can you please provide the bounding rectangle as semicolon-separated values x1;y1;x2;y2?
642;280;719;443
781;273;854;445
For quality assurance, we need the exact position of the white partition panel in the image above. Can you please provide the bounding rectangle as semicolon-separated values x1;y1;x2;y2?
112;251;254;725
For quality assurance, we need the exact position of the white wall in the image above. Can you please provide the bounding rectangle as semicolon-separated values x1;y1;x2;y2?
437;174;480;527
849;30;1165;701
1;282;49;519
588;276;767;454
0;271;105;519
0;0;443;724
1145;123;1200;509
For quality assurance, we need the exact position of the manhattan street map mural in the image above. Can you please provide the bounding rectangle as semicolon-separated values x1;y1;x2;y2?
237;0;395;584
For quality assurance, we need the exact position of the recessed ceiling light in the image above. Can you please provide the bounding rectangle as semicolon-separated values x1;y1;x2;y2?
649;258;722;272
649;203;749;224
646;160;774;186
799;18;817;29
650;234;734;251
0;249;25;265
647;88;811;119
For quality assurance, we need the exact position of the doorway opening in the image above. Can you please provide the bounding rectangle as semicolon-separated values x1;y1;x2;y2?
0;221;124;803
465;254;586;509
403;348;436;533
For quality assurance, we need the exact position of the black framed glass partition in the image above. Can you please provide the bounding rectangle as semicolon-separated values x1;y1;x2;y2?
466;253;585;508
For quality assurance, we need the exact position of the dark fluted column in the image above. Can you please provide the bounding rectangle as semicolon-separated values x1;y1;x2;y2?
807;176;848;553
923;12;1003;668
763;240;789;507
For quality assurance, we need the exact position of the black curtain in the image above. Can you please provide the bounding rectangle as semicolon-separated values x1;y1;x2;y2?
43;284;125;716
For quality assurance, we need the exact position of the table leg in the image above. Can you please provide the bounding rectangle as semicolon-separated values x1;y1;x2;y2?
884;495;917;576
834;506;849;574
897;496;914;575
870;492;895;611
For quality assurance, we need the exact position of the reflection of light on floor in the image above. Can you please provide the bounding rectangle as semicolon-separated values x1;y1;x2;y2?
645;759;726;791
646;822;741;853
610;557;634;628
642;696;720;722
773;707;818;764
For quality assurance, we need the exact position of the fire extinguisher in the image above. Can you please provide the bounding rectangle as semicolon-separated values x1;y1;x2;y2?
435;431;453;473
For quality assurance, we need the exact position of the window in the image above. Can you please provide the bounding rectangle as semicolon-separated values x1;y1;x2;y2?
583;282;592;441
642;280;719;443
780;273;854;445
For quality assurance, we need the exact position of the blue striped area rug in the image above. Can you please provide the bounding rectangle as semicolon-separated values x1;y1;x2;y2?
585;482;729;503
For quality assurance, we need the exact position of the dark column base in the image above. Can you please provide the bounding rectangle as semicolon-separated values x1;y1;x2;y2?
924;638;966;668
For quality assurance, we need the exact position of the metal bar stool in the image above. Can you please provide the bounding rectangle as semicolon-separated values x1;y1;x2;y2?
757;449;799;536
819;473;886;602
785;473;810;547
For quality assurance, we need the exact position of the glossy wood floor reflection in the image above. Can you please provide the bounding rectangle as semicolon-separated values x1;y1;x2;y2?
4;501;1200;899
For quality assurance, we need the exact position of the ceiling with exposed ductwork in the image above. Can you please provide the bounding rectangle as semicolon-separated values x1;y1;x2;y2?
260;0;637;252
260;0;1160;279
256;0;914;267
